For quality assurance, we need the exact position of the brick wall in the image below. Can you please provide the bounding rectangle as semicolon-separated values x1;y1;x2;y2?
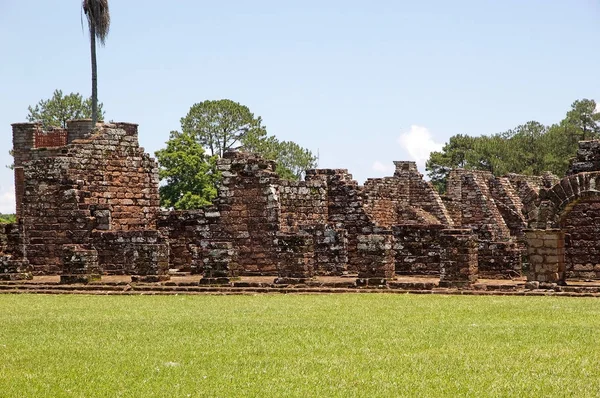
279;179;328;232
561;199;600;280
15;122;161;273
157;209;221;274
215;151;280;274
392;224;444;275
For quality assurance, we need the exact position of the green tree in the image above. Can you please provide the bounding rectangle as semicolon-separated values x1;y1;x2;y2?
241;135;318;180
156;99;319;209
82;0;110;125
426;98;600;192
425;134;476;192
274;140;318;180
26;89;105;129
154;131;219;210
505;121;547;175
181;99;267;158
565;99;600;141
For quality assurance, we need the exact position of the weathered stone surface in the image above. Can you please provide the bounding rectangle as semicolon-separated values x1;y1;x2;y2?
20;121;600;284
478;241;521;279
275;232;314;282
92;230;169;279
14;122;160;274
201;240;238;282
60;244;101;284
439;229;478;287
525;229;565;283
300;224;348;276
355;233;395;279
392;224;444;275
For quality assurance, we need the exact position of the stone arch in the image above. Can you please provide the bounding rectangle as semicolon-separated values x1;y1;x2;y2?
524;173;600;283
528;172;600;229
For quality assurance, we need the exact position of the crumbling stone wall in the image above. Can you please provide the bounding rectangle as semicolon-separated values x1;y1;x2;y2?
363;162;452;227
300;224;348;275
522;141;600;281
92;230;169;280
0;223;31;280
446;170;511;241
278;179;328;232
215;151;280;275
157;209;222;274
13;121;161;275
12;119;567;282
392;224;444;275
305;169;375;273
568;140;600;175
439;229;478;287
560;199;600;280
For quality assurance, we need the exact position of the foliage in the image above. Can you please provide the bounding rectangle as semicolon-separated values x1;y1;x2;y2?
426;99;600;192
0;214;16;224
426;134;476;192
154;131;219;210
242;135;318;180
157;100;318;208
26;89;105;129
274;140;318;180
2;294;600;397
181;99;267;158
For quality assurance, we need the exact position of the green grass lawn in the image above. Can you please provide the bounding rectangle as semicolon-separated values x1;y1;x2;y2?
1;294;600;397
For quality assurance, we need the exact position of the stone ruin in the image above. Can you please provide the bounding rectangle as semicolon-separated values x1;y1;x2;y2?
2;120;600;288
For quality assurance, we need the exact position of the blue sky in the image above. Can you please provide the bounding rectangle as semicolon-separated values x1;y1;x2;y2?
1;0;599;213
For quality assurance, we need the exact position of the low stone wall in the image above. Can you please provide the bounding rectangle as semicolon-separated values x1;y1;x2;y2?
392;224;444;275
61;244;101;284
157;209;220;274
92;230;169;280
477;241;522;279
356;233;395;280
275;232;315;282
301;224;348;276
440;229;478;287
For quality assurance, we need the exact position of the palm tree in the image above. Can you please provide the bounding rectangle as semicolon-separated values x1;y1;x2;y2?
82;0;110;126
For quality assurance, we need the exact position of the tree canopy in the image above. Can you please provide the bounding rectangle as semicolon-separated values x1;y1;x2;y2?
426;99;600;193
154;131;219;210
181;99;267;158
156;99;318;209
27;90;105;129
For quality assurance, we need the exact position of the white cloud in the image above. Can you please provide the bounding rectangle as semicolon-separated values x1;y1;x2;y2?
371;161;394;174
0;189;15;215
397;125;443;173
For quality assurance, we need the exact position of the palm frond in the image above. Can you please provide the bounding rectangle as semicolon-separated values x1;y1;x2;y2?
82;0;111;45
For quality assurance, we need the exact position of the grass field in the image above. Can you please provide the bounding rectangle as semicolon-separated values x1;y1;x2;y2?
1;294;600;397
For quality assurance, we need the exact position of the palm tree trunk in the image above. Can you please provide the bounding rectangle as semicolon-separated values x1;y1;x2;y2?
90;23;98;126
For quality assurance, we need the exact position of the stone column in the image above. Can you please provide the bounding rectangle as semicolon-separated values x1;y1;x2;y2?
60;244;101;284
524;229;565;283
439;229;478;288
275;232;315;284
199;241;238;285
356;233;395;285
